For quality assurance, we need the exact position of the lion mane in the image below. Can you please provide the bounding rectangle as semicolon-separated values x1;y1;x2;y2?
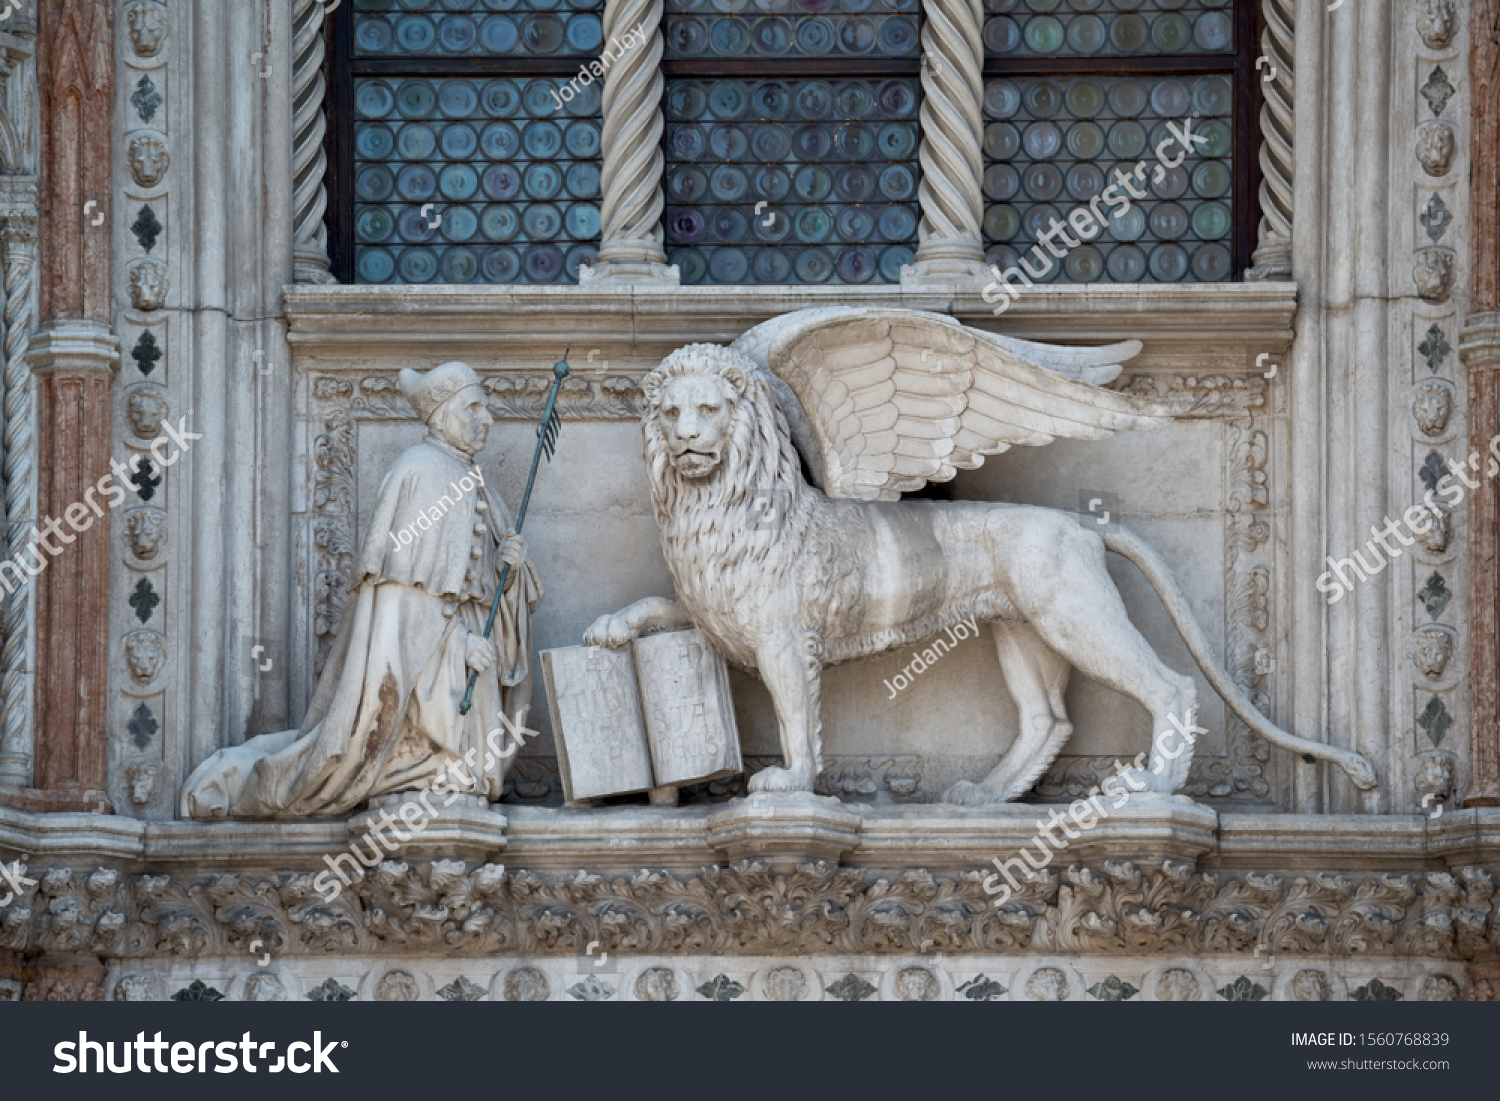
640;344;863;667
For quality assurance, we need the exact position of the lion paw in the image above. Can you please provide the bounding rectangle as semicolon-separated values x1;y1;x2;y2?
1340;752;1379;791
583;612;634;649
748;765;814;793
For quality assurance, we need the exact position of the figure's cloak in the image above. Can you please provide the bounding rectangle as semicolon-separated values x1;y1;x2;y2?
181;437;541;818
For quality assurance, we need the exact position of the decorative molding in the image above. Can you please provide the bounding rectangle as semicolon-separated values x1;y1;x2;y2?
1038;375;1275;804
112;0;171;823
907;0;985;280
291;0;334;285
1246;0;1293;280
1;859;1496;962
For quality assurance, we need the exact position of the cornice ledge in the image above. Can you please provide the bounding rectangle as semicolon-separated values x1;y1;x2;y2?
283;282;1299;362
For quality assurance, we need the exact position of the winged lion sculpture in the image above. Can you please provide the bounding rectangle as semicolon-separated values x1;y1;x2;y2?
584;308;1378;804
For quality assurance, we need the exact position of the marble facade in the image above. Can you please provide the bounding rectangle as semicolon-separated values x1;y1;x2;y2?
0;0;1498;1000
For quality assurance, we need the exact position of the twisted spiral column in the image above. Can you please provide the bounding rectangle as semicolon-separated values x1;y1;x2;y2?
1246;0;1293;280
0;213;34;788
582;0;677;284
293;0;336;284
910;0;986;280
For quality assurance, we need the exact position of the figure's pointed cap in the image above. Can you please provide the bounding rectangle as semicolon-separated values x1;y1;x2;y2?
400;361;481;422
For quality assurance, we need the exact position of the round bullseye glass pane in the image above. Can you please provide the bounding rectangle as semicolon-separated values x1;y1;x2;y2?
357;248;395;282
482;246;520;282
479;15;518;52
523;245;564;282
1106;244;1145;280
398;247;438;282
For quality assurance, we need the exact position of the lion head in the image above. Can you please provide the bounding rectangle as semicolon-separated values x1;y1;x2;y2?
641;344;800;522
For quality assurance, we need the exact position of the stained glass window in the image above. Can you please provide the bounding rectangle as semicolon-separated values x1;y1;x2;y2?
331;0;1256;287
984;0;1234;57
983;0;1249;283
661;0;923;285
338;0;604;284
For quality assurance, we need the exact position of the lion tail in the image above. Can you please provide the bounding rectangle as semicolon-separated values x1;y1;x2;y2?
1102;528;1377;791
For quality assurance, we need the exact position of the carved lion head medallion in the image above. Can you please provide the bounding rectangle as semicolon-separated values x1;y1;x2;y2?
762;965;809;1002
124;759;162;807
634;967;680;1002
1413;503;1452;556
1026;967;1070;1001
894;967;939;1001
1413;250;1453;303
129;260;169;312
375;970;419;1001
1416;0;1455;48
243;973;287;1002
1412;380;1453;438
124;629;166;683
1288;969;1331;1002
124;509;167;561
1416;123;1456;178
1420;974;1460;1001
128;131;170;188
504;967;550;1002
1415;754;1454;803
1412;625;1454;680
1155;968;1200;1001
127;387;170;441
127;3;169;56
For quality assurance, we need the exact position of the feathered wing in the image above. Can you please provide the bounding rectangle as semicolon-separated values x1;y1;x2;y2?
729;308;1187;502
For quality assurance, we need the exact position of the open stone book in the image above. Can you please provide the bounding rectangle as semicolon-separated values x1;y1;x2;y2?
542;629;743;802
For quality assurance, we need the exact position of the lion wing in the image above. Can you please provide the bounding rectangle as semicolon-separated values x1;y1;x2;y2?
729;308;1186;502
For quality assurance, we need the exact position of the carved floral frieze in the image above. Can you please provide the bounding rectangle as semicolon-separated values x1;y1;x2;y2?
3;859;1495;962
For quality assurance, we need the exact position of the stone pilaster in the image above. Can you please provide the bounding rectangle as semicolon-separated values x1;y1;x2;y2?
1463;0;1500;806
0;0;118;814
904;0;985;284
579;0;678;286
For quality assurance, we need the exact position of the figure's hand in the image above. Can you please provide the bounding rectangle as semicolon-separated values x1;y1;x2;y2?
498;531;526;592
498;531;527;571
583;611;636;649
465;633;498;673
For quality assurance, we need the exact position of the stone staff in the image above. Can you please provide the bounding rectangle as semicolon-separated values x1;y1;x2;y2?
459;349;570;715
